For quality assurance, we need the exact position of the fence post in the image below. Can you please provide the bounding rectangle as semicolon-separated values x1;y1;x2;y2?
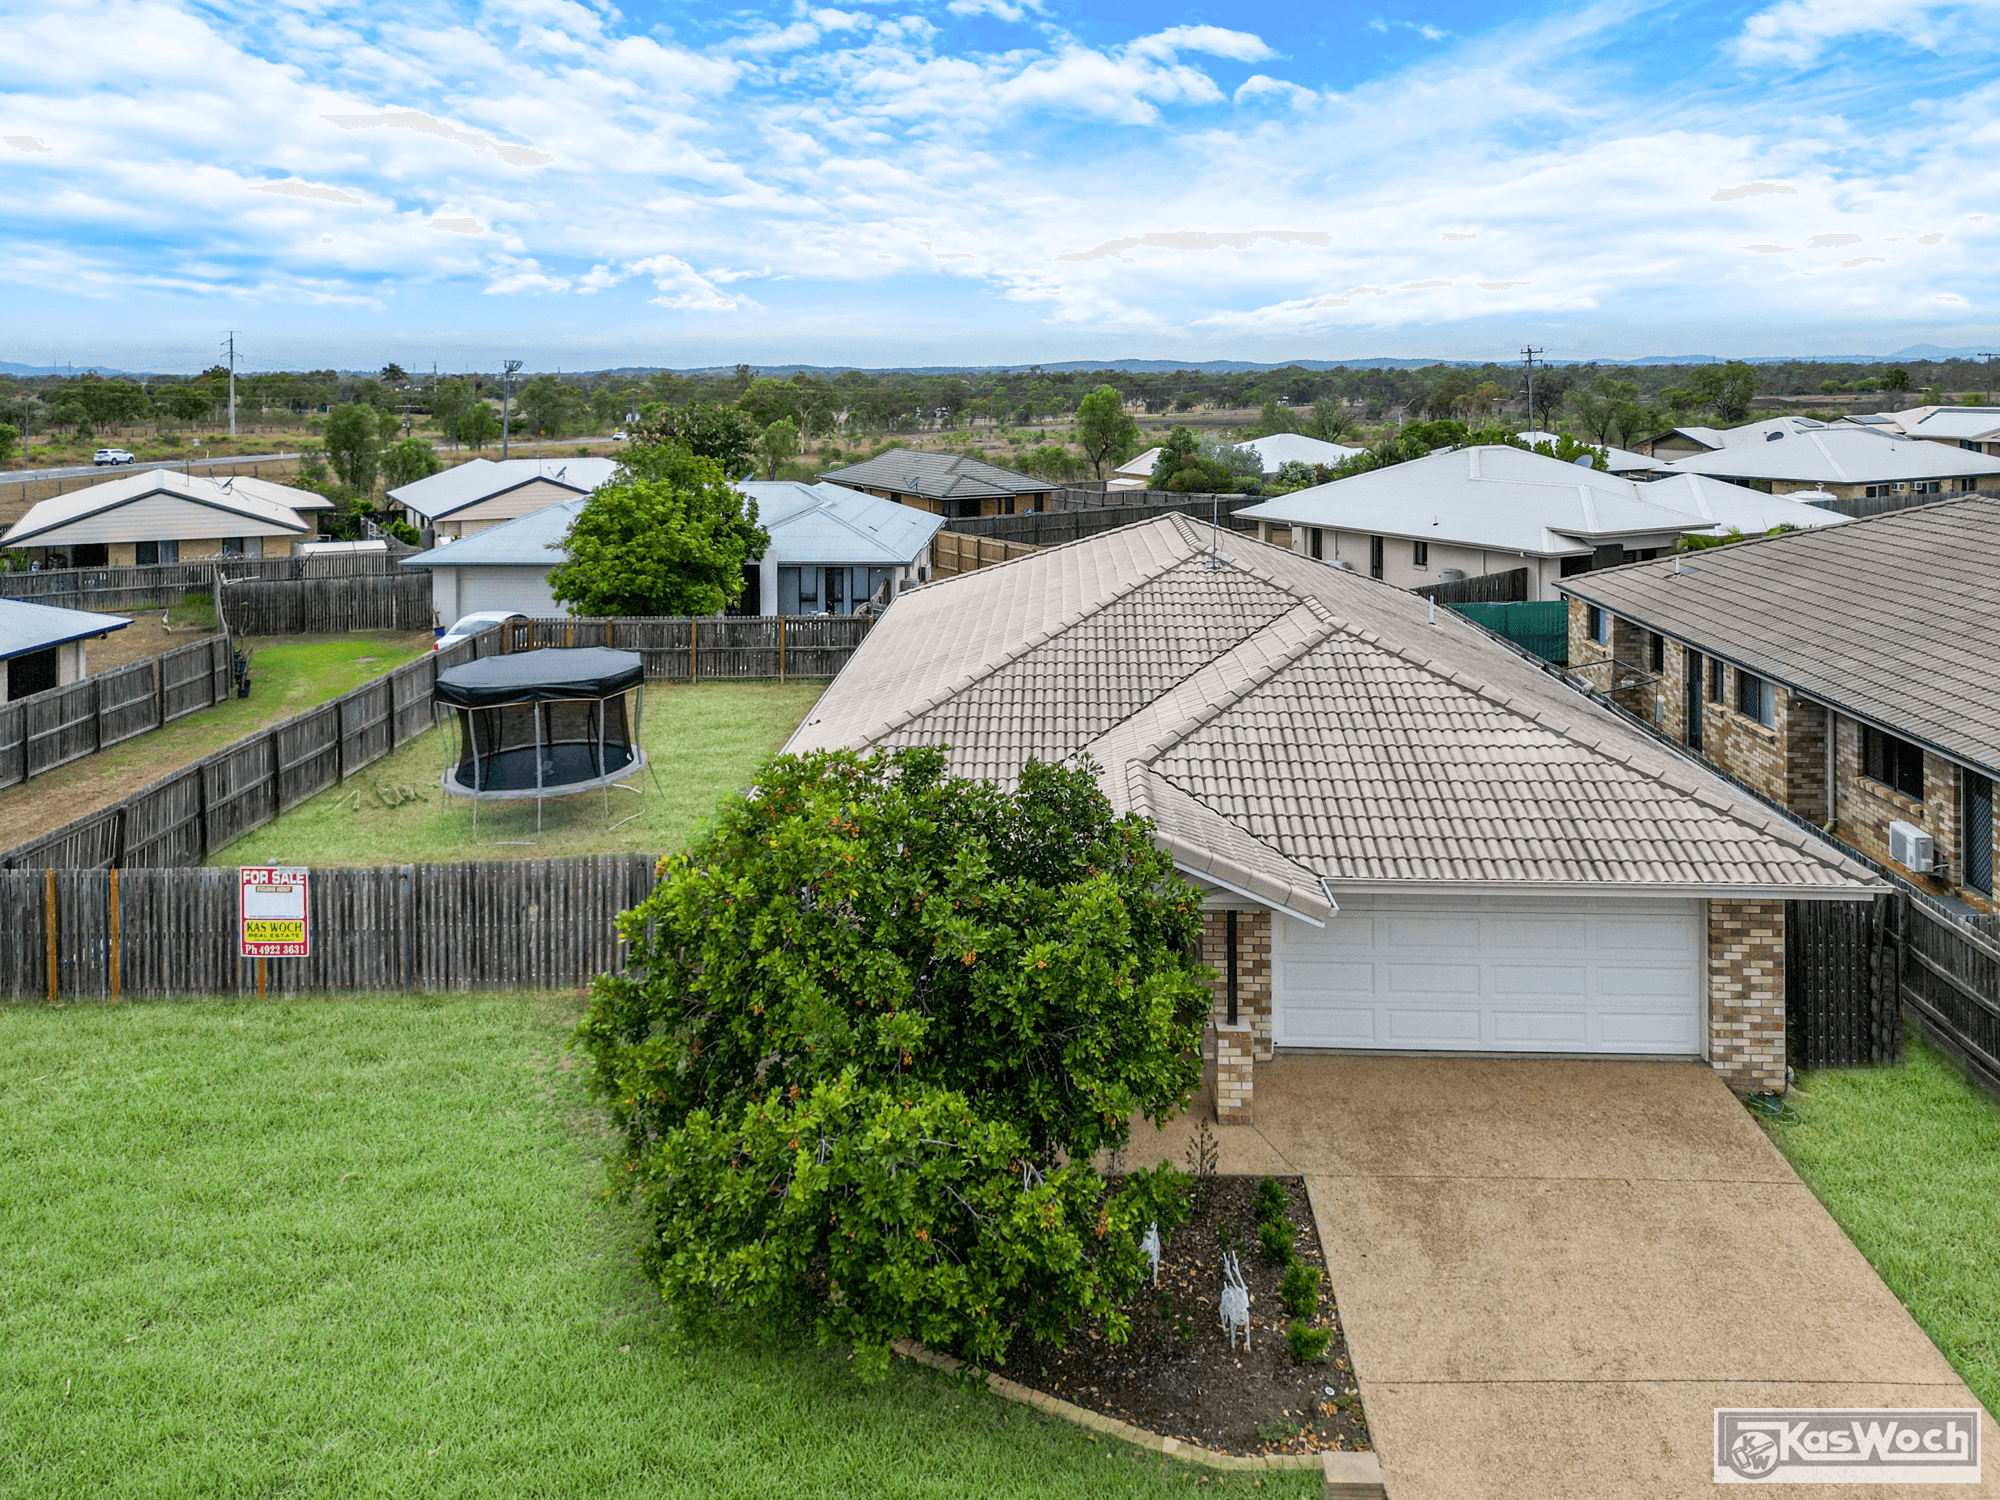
108;867;120;1002
778;616;786;681
691;617;698;682
399;864;415;989
44;868;57;1003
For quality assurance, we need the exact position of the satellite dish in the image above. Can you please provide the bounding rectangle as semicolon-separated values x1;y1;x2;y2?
1573;454;1594;467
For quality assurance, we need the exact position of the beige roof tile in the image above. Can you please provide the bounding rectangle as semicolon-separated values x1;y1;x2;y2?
787;513;1882;900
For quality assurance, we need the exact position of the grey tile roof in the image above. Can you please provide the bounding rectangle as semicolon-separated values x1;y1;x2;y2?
821;449;1051;501
787;514;1882;911
0;598;130;658
1559;494;2000;776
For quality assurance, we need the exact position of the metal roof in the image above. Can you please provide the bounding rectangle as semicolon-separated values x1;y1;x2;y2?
0;597;131;659
1237;445;1845;556
1234;432;1365;474
403;481;944;573
401;499;583;569
387;457;620;520
786;513;1881;909
219;474;332;511
740;481;946;565
1513;432;1668;474
0;469;315;547
1558;494;2000;777
821;449;1050;501
1901;408;2000;443
1662;425;2000;485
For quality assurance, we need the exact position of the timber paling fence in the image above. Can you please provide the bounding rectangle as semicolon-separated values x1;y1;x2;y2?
0;551;402;614
0;627;503;872
1415;567;1531;606
932;533;1040;577
504;615;870;680
0;635;234;790
217;572;434;635
945;494;1261;548
0;854;658;1000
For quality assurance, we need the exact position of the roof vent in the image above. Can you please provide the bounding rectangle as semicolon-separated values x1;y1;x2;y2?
1765;431;1784;442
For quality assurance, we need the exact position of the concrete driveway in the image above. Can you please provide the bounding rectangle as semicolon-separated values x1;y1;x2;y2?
1146;1055;1997;1497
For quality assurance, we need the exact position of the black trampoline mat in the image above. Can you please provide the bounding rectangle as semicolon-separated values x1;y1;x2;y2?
448;741;637;794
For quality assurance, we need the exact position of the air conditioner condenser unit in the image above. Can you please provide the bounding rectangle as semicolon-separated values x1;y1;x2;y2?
1888;819;1935;873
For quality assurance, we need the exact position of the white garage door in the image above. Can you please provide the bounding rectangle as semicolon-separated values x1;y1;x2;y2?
1273;895;1703;1055
458;567;558;619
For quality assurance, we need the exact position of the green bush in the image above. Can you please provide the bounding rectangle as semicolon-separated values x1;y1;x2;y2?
1287;1319;1332;1363
170;590;218;630
1281;1260;1321;1319
1254;1177;1288;1222
1257;1215;1297;1265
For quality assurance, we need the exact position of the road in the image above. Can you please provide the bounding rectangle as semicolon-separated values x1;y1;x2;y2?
0;453;303;485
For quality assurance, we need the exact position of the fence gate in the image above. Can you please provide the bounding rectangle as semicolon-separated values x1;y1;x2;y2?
1785;895;1903;1068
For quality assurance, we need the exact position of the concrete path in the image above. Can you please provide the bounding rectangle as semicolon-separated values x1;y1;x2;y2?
1137;1055;1996;1496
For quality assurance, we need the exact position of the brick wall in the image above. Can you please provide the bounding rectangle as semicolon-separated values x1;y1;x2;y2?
1199;907;1273;1061
1707;899;1786;1095
1830;715;1991;909
1208;1023;1255;1126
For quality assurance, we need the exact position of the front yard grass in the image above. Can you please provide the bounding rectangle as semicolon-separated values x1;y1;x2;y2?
0;993;1302;1498
1761;1030;2000;1414
0;632;433;852
206;678;827;866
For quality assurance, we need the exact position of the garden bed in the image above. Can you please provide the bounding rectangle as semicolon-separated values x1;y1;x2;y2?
1000;1171;1370;1459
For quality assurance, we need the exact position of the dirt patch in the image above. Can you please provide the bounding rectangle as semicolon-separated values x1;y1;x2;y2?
1003;1173;1369;1459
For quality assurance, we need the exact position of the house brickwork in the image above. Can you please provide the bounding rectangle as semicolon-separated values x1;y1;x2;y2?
1707;899;1787;1095
1207;1023;1255;1126
1829;715;1996;910
1199;907;1273;1062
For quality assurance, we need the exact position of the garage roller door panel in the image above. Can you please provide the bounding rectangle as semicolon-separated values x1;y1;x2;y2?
1275;896;1702;1056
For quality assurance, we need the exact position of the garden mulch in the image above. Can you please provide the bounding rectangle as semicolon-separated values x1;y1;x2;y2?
999;1173;1370;1459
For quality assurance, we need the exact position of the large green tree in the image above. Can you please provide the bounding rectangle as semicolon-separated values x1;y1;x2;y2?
380;435;440;491
323;403;382;493
458;401;500;451
634;402;758;477
1073;385;1140;478
574;747;1207;1374
757;417;799;478
518;375;583;437
548;443;768;615
1687;361;1759;422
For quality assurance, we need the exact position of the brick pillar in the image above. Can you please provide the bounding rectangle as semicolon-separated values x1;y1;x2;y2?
1208;1022;1255;1126
1199;907;1273;1061
1707;899;1786;1095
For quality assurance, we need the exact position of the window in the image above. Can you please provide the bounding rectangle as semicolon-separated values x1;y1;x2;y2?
1559;554;1593;577
1736;670;1774;727
1862;725;1926;801
1650;632;1665;672
1368;535;1384;580
1684;648;1704;751
1587;606;1608;645
1708;656;1725;704
1412;540;1428;567
134;540;178;566
220;537;245;557
1309;527;1323;561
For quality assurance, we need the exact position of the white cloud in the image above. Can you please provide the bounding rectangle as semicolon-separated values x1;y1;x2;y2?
1732;0;1989;66
484;255;570;294
946;0;1029;19
5;134;53;153
1125;26;1274;63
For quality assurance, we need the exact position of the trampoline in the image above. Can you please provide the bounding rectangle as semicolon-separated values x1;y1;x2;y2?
433;647;653;841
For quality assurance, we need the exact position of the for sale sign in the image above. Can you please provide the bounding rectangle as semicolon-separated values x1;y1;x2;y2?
240;867;310;958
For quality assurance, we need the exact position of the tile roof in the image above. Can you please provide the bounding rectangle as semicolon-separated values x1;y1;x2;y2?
787;513;1882;911
1560;494;2000;777
821;449;1050;500
1236;445;1843;556
0;469;315;547
0;598;131;658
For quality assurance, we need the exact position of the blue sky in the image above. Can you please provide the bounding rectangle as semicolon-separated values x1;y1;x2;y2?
1;0;1997;372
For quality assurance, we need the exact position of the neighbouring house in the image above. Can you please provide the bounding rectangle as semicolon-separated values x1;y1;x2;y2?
1233;432;1365;474
0;598;131;700
1558;495;2000;912
400;480;944;625
1513;432;1670;477
386;457;620;539
1630;424;1732;458
819;450;1053;519
1235;444;1850;600
1888;406;2000;459
786;512;1883;1115
1106;447;1163;491
1659;416;2000;500
0;469;326;567
740;481;946;615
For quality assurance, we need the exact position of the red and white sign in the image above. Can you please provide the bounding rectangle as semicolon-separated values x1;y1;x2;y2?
240;867;310;958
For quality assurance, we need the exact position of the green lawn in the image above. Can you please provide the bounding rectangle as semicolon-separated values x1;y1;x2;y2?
0;994;1301;1498
206;679;828;866
1762;1031;2000;1413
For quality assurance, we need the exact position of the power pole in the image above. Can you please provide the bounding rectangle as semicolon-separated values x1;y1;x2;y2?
223;331;239;437
1522;346;1546;435
500;359;522;459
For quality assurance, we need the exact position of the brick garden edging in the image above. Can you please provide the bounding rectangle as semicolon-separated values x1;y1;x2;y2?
890;1339;1387;1497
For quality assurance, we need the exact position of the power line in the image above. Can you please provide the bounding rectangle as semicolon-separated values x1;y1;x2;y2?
1522;346;1546;435
500;359;523;458
222;332;240;438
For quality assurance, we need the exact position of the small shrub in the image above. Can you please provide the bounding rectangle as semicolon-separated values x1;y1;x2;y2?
1256;1418;1306;1446
1281;1260;1321;1319
1257;1215;1297;1265
1287;1319;1332;1364
170;590;218;630
1253;1177;1288;1222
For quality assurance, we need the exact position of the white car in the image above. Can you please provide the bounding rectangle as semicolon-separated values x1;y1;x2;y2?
93;448;136;466
434;610;528;651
